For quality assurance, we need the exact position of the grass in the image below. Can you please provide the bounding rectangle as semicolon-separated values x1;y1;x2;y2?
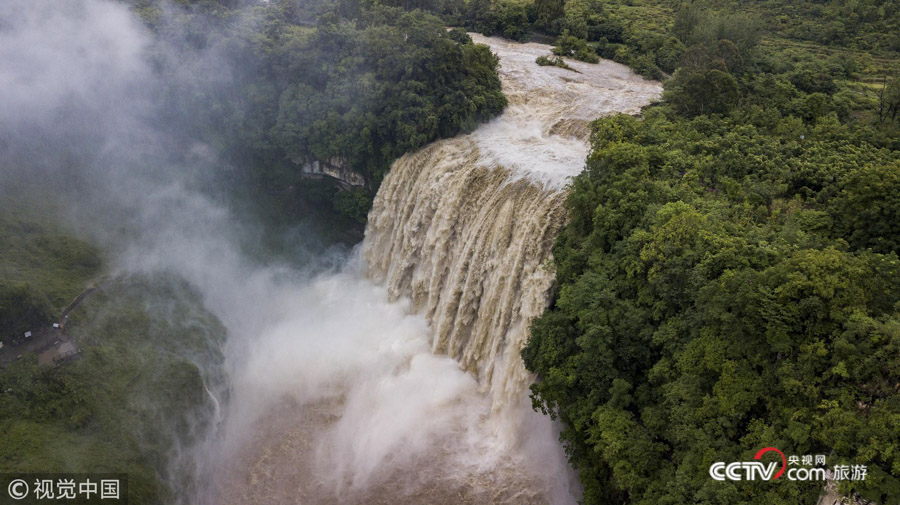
0;275;227;504
0;199;102;312
0;192;226;503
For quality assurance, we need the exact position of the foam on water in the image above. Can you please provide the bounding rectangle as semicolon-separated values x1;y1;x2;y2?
469;34;662;189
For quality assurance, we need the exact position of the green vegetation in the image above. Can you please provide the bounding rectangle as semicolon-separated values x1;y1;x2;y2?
0;276;225;504
746;0;900;52
465;0;533;41
536;54;577;71
524;111;900;505
137;0;506;224
552;30;600;63
458;0;900;96
0;204;102;339
523;3;900;505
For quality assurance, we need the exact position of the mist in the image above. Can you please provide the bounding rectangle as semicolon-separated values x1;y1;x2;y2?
0;1;577;503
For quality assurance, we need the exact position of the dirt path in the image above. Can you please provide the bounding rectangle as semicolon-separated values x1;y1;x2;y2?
0;275;115;368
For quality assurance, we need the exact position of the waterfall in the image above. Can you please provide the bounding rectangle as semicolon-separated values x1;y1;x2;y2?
365;140;568;411
364;34;662;412
200;34;660;505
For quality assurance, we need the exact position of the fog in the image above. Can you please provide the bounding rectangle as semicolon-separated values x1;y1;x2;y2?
0;1;576;503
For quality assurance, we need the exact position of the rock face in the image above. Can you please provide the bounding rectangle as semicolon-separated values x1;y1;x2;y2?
300;157;367;188
817;481;876;505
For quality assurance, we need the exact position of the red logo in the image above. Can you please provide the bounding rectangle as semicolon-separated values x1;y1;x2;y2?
753;447;786;480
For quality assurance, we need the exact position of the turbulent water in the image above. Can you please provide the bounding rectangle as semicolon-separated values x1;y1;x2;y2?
205;36;660;505
365;35;662;413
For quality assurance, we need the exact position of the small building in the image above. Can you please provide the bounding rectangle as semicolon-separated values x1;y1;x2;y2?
53;323;60;329
24;331;32;339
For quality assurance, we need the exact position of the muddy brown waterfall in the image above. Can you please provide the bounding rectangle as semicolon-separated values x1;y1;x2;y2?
365;34;661;413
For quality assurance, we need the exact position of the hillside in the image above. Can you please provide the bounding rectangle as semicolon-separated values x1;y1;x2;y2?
521;2;900;505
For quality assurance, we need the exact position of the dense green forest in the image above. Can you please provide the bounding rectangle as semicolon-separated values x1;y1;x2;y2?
132;0;506;225
522;2;900;505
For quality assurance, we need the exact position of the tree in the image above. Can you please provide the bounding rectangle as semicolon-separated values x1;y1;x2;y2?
0;282;52;338
663;67;740;116
829;161;900;254
534;0;565;34
878;74;900;123
552;30;600;63
524;109;900;505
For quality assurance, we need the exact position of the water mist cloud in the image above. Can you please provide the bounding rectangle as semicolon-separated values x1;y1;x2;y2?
0;0;153;186
0;0;148;124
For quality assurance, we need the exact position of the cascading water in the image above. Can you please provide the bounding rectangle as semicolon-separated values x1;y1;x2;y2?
365;143;568;412
201;35;660;505
365;34;662;412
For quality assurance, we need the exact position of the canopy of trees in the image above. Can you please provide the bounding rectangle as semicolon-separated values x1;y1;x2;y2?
524;110;900;505
523;3;900;505
138;0;506;224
